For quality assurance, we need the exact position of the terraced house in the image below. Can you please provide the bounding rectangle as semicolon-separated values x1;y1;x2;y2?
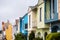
35;0;50;40
12;19;20;40
28;6;37;36
20;0;60;40
45;0;60;33
28;0;60;39
28;0;50;40
20;13;28;40
36;0;60;40
2;21;13;40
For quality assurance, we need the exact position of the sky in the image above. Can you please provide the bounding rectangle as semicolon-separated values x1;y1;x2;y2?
0;0;38;30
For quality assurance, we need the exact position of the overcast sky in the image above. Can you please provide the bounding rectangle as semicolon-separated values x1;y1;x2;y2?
0;0;38;30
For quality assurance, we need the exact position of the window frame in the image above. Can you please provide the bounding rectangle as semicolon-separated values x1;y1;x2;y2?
40;7;42;21
51;0;55;19
25;24;28;29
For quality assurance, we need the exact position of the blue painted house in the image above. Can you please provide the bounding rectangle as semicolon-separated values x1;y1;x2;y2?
20;13;28;39
44;0;60;32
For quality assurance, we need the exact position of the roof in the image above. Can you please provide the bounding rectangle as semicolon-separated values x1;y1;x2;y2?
29;4;38;10
22;13;28;19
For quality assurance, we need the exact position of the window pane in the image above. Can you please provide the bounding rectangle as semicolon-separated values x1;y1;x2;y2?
40;8;42;21
29;15;31;28
25;24;28;29
51;0;54;19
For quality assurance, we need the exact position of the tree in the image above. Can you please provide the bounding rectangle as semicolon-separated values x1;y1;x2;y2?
14;33;26;40
29;31;35;40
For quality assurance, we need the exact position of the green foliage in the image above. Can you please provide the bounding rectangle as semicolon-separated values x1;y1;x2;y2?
46;32;60;40
29;31;35;40
33;37;43;40
14;33;26;40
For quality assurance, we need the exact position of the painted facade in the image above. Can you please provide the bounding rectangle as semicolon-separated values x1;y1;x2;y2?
2;22;6;40
2;21;13;40
20;13;28;40
12;19;20;40
15;19;20;33
20;17;22;33
58;0;60;19
45;0;58;23
5;23;12;40
17;19;20;33
12;25;17;40
28;6;37;35
35;0;50;40
27;0;50;40
45;0;60;33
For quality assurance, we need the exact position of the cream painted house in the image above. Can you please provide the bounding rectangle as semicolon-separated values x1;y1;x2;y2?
36;0;50;40
27;0;51;39
28;0;51;40
28;6;37;36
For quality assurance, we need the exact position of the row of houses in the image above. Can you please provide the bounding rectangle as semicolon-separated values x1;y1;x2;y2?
2;20;13;40
20;0;60;40
2;20;20;40
1;0;60;40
